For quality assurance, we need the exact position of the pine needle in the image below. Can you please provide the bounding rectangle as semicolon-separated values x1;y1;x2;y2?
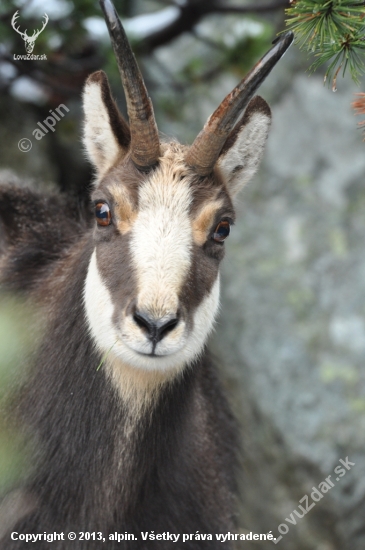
285;0;365;89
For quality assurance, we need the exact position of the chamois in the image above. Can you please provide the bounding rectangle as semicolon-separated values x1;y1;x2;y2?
0;0;293;547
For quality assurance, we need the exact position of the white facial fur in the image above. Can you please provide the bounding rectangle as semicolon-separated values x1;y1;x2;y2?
84;250;220;373
130;165;192;319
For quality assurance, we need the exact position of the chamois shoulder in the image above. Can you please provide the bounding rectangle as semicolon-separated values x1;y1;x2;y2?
0;182;91;294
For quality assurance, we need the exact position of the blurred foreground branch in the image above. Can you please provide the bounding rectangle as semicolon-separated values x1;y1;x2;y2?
138;0;289;53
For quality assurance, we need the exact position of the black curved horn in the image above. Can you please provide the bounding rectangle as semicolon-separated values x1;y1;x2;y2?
99;0;160;170
185;31;294;176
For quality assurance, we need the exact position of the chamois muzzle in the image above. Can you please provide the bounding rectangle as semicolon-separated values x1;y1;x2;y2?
185;32;294;176
99;0;160;170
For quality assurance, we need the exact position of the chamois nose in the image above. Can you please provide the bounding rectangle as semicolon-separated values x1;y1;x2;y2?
133;310;179;343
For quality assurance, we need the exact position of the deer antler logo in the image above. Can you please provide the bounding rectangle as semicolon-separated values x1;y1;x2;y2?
11;11;49;54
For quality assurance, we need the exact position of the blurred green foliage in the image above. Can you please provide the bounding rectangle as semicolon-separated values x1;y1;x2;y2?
0;294;38;493
220;19;273;76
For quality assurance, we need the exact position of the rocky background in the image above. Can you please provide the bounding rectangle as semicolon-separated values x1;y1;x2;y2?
1;1;365;548
211;71;365;549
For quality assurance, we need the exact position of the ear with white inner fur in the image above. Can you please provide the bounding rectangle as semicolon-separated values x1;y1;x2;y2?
215;96;271;197
83;70;131;180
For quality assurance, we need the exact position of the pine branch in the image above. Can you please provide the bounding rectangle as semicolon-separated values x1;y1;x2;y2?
285;0;365;89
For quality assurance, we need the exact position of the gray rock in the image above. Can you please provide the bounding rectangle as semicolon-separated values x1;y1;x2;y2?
210;74;365;549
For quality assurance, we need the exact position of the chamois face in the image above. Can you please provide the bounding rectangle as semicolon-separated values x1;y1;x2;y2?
83;71;271;376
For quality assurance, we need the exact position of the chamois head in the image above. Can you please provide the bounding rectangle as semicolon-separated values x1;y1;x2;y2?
83;0;293;376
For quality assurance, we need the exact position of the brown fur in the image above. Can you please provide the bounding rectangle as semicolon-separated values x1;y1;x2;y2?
109;183;138;234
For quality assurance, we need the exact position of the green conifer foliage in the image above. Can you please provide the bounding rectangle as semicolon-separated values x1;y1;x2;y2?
285;0;365;90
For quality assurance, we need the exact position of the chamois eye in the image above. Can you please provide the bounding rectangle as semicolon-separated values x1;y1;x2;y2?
95;202;112;226
213;220;230;243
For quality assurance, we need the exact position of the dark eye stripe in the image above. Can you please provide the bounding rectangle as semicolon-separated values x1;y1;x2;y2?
95;202;112;226
213;220;230;243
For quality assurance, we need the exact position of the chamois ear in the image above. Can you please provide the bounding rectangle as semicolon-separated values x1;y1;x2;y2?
215;96;271;197
83;70;131;179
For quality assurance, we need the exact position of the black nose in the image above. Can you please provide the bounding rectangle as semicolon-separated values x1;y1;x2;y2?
133;310;179;343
